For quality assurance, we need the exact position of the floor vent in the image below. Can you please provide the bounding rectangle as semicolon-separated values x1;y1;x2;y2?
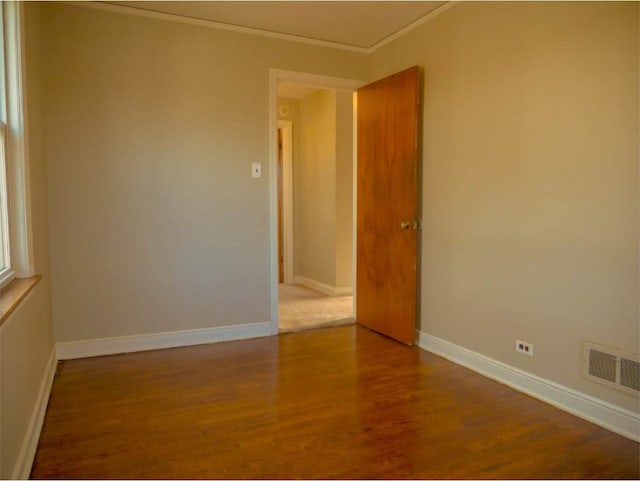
584;342;639;396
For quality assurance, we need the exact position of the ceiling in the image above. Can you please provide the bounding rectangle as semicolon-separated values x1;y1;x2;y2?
105;1;448;51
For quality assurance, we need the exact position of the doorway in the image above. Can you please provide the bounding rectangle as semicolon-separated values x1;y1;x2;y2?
268;69;365;335
277;120;293;284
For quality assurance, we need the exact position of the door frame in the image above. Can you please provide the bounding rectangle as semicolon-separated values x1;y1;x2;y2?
277;120;293;284
268;68;365;335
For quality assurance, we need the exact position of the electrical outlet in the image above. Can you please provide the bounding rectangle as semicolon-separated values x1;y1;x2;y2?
515;339;534;356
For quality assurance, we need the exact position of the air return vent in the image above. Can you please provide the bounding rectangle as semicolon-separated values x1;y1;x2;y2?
584;342;639;396
620;358;640;392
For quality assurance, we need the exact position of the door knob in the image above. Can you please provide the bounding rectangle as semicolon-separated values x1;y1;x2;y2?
400;221;411;229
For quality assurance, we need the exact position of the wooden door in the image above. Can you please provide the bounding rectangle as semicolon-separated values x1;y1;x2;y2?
356;66;420;345
277;128;284;283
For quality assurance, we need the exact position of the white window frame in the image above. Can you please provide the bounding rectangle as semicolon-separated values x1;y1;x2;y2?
0;0;35;288
0;123;12;286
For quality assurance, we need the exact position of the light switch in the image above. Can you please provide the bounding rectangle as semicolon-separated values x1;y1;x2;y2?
251;162;261;178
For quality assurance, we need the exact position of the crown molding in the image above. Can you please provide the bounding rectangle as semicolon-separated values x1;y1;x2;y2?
60;1;459;55
62;1;369;53
368;1;460;53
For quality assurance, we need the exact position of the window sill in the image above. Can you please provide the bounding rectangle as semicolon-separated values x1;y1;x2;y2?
0;275;41;328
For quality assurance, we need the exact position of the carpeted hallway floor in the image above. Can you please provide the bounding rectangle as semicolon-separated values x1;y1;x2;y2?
279;284;354;332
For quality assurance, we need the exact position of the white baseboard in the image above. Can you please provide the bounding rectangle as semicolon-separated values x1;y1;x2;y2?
56;322;272;360
417;331;640;442
292;276;353;297
11;347;57;480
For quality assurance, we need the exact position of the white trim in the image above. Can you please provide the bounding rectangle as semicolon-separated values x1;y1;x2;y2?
4;1;34;278
0;266;15;290
56;322;272;360
277;120;294;284
417;331;640;442
61;1;459;55
270;69;364;93
269;69;365;335
292;275;353;297
65;1;369;53
10;347;56;480
0;122;11;274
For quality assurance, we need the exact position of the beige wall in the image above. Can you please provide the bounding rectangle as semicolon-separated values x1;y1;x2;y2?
298;89;337;286
42;3;367;342
277;97;301;179
10;6;635;465
370;1;639;412
1;286;53;478
334;91;353;289
1;3;55;477
277;96;302;277
277;96;301;161
294;89;353;289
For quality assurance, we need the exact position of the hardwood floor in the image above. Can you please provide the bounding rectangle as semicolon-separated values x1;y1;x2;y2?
32;325;639;479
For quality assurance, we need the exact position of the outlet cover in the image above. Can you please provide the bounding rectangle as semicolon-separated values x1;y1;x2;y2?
515;339;534;356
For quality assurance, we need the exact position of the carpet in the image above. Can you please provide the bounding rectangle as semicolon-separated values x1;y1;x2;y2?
279;284;354;333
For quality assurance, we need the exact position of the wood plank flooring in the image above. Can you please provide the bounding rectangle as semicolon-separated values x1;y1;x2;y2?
31;325;639;479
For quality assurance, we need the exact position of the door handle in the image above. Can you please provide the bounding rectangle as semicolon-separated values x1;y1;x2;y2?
400;221;421;230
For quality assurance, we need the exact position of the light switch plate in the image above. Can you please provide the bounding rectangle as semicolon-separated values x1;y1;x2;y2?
251;163;261;178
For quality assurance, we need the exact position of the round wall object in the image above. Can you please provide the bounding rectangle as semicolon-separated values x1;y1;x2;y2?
279;105;290;117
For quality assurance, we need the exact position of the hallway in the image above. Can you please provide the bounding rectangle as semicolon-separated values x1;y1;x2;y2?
278;284;353;332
